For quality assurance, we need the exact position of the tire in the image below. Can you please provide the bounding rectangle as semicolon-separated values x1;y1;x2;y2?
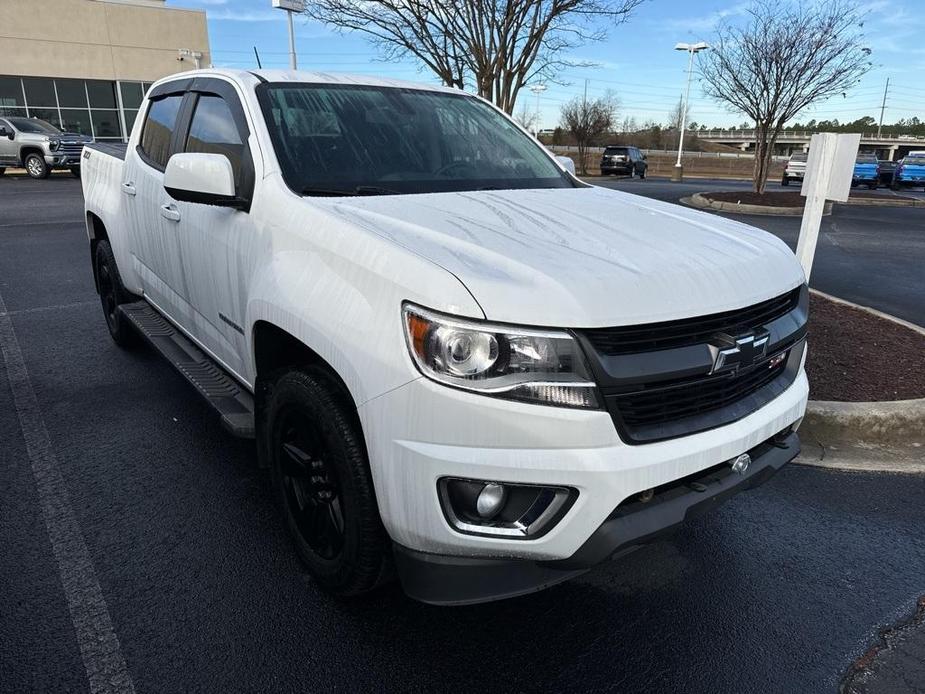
627;167;634;180
265;367;391;597
24;153;50;179
0;167;5;177
70;167;81;179
891;179;901;191
868;181;878;190
781;175;789;186
639;166;647;180
94;239;139;348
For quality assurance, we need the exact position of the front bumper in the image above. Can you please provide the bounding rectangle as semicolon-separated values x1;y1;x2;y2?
44;154;81;167
395;430;799;605
359;367;808;562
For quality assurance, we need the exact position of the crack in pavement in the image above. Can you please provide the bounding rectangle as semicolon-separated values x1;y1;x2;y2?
841;595;925;694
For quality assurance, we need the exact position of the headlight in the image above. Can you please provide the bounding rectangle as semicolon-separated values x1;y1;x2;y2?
48;138;60;151
402;304;600;409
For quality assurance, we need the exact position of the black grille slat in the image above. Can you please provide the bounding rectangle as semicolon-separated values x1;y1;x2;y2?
612;361;786;427
585;287;800;355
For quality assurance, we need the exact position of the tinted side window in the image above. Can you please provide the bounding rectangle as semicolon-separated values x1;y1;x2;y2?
140;95;183;169
185;95;245;188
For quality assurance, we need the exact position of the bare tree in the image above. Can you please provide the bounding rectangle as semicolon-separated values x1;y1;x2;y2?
700;0;871;193
560;93;618;174
667;97;684;131
515;102;538;133
303;0;644;113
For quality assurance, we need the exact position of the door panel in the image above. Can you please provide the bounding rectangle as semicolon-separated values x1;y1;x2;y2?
172;89;256;377
125;93;194;330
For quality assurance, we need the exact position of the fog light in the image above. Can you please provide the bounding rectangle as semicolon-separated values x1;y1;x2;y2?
438;478;577;539
476;483;506;519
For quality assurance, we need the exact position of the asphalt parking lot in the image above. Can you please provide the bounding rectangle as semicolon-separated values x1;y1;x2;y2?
1;175;924;693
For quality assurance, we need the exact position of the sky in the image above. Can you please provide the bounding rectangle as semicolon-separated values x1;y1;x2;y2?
168;0;925;131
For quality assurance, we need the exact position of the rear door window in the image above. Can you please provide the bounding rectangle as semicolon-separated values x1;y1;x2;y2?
140;94;183;169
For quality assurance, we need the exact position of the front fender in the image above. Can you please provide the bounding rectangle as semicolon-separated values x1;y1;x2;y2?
243;225;483;407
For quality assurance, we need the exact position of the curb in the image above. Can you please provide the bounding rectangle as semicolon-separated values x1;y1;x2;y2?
684;192;833;217
795;292;925;474
840;195;924;208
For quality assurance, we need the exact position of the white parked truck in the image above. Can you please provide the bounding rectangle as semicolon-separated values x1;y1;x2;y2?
82;69;809;605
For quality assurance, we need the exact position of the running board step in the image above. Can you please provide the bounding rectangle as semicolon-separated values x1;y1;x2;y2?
118;301;255;438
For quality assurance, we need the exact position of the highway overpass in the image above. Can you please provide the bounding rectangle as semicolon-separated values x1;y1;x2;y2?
697;130;925;159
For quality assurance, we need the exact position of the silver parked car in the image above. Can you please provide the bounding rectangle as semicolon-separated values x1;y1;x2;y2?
781;152;807;186
0;116;93;179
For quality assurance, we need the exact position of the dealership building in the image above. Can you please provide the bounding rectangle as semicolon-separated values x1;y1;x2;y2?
0;0;211;142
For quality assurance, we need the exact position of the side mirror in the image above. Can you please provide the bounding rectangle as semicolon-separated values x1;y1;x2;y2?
164;153;243;208
555;155;576;176
0;127;11;139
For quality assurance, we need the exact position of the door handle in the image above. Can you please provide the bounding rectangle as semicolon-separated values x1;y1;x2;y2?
121;182;136;196
160;203;181;222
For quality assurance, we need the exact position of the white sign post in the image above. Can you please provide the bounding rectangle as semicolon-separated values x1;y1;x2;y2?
795;133;860;281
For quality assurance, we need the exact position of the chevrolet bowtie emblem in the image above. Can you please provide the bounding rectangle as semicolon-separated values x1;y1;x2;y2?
709;332;770;374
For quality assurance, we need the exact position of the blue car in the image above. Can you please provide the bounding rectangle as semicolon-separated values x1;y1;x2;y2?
892;151;925;190
852;154;880;190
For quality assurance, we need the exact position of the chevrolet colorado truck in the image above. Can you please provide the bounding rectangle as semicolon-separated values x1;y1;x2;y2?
81;69;809;605
0;116;92;179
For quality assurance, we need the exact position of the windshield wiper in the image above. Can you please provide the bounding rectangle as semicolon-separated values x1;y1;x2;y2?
300;185;401;197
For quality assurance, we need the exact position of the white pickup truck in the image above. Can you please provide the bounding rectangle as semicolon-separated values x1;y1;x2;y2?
82;69;808;605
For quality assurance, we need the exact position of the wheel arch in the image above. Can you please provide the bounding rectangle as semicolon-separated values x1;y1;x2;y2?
19;145;45;166
86;212;109;294
251;320;364;468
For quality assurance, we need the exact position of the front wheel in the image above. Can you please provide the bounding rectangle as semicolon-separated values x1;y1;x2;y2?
25;153;50;179
265;368;391;597
639;166;646;180
868;181;878;190
70;167;81;179
781;176;790;186
0;167;5;177
94;240;139;348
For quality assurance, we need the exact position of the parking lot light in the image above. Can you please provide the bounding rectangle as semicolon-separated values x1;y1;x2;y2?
672;41;709;182
272;0;305;70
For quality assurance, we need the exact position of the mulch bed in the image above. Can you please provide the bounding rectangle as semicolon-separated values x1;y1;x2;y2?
703;191;916;207
806;293;925;401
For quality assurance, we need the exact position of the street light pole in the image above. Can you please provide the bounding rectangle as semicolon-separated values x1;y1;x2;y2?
672;41;709;182
272;0;305;70
529;84;547;138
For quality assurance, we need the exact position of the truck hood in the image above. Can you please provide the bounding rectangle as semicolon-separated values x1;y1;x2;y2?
324;185;805;327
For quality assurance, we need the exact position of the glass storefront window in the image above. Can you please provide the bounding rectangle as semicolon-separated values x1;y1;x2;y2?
86;80;117;109
28;108;62;130
22;78;57;107
0;106;27;118
55;79;88;108
123;109;140;134
91;109;122;139
119;82;144;110
0;77;25;108
59;109;93;136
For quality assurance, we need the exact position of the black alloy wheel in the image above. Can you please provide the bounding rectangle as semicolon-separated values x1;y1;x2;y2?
94;239;138;348
277;408;345;561
264;368;391;597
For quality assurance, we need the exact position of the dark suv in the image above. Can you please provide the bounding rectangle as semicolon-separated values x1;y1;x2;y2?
600;145;647;178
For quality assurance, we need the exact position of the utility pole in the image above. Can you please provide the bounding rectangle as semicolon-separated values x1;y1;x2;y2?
877;77;890;139
529;84;547;138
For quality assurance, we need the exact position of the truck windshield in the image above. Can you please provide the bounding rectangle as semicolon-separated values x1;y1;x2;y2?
258;83;573;195
8;117;61;134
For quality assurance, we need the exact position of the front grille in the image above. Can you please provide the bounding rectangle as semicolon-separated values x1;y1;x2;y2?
610;356;788;430
583;286;801;355
57;142;85;157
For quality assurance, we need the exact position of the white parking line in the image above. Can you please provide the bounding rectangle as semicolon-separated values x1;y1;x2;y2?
0;289;136;694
